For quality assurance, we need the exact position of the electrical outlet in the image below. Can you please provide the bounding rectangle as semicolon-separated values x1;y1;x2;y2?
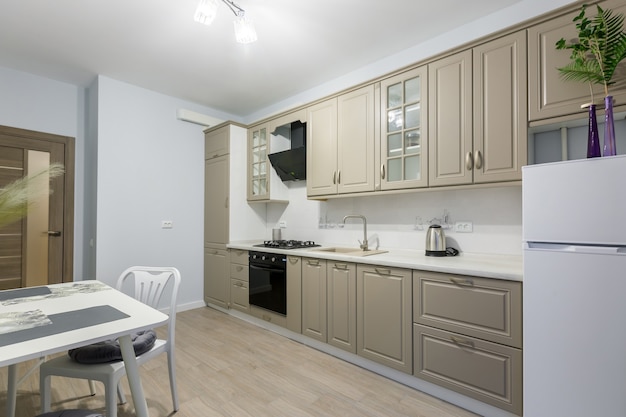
454;221;473;233
161;220;173;229
278;220;287;228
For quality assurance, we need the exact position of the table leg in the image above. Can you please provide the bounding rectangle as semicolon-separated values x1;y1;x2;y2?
7;364;17;417
118;334;148;417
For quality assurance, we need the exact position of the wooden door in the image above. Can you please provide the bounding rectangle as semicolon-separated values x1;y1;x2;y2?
0;126;74;289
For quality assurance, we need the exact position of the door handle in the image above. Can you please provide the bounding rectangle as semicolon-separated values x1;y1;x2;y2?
474;150;483;170
47;231;62;237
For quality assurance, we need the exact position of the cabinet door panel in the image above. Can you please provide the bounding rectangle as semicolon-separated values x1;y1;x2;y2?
204;247;229;309
337;86;375;194
230;278;249;312
473;31;527;183
414;324;522;415
307;99;338;197
204;156;229;245
301;258;327;342
357;265;412;373
327;262;357;353
247;124;270;201
428;51;473;186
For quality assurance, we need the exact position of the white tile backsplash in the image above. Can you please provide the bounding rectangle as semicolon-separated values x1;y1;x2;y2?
263;182;522;255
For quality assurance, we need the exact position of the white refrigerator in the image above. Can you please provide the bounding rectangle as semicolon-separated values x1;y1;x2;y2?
523;155;626;417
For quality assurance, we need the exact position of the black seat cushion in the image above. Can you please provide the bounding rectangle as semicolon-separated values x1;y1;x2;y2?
36;410;104;417
68;330;157;364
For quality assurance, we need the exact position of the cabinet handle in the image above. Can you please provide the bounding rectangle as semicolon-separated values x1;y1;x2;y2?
334;263;348;270
236;266;243;272
465;152;473;171
208;249;218;255
234;281;245;288
337;170;341;184
375;267;391;275
450;277;474;287
333;171;337;184
262;314;272;322
381;164;386;180
307;259;320;266
474;150;483;170
288;257;300;264
225;197;229;208
451;336;475;349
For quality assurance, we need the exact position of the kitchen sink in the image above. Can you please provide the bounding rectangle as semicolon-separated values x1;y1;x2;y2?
313;247;388;257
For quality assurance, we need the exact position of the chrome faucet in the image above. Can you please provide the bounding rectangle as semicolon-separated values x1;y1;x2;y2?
343;214;368;251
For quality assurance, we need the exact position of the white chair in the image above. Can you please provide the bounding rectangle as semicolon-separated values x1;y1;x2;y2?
39;267;181;417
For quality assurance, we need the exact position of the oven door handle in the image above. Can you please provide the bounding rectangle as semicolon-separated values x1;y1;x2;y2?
249;264;286;274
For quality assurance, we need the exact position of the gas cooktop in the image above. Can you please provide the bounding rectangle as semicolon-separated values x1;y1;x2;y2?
253;240;320;250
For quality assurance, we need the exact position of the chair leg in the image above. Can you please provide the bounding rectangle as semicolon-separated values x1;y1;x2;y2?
117;382;126;404
104;375;119;417
88;379;97;395
167;349;179;411
7;364;17;417
39;372;52;413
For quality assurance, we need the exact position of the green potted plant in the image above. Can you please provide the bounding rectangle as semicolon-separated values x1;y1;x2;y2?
0;163;64;229
556;4;626;157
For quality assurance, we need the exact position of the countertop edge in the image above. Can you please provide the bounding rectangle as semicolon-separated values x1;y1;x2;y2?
227;241;523;282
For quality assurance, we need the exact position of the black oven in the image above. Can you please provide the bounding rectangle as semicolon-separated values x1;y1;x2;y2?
248;251;287;316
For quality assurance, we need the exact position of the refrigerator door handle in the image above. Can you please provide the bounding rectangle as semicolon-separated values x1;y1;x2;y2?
525;242;626;255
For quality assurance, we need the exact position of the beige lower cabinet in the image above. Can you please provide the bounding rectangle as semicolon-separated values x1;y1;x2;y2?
414;325;522;415
204;245;229;309
327;261;357;354
413;270;522;415
357;264;412;374
286;256;302;333
229;249;249;313
301;258;327;342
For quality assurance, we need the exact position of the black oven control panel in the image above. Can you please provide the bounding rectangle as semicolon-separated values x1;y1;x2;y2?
249;251;286;267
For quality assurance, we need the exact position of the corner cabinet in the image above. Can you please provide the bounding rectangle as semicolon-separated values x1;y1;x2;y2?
528;0;626;122
357;264;412;374
380;66;428;190
307;84;376;197
429;32;527;186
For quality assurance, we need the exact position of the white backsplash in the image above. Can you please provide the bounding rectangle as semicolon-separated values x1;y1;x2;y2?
265;183;523;255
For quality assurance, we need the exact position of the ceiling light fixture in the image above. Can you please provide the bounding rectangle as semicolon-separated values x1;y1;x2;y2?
194;0;257;44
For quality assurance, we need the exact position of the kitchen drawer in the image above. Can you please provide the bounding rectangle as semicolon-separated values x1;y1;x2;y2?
413;271;522;348
230;249;249;265
230;278;249;313
414;324;522;415
230;263;248;281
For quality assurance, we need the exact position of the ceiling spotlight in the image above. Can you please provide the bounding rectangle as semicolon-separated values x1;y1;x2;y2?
194;0;258;44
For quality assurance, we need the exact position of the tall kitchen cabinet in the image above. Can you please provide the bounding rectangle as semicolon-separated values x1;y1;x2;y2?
204;125;230;309
379;66;429;190
307;84;376;197
204;123;261;309
528;0;626;121
357;264;412;374
429;31;527;186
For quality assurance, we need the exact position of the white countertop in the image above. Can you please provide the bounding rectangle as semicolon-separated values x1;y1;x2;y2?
227;241;522;282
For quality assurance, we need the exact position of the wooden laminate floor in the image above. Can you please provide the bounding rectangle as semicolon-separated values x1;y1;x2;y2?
1;307;479;417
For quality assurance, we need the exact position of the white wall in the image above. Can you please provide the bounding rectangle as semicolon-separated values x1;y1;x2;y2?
95;76;239;310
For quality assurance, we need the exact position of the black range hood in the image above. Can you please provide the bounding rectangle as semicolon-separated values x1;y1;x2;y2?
268;121;307;181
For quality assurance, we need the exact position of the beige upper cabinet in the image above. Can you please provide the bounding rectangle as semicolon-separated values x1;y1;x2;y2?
247;123;270;201
306;98;338;197
473;31;527;183
380;66;428;190
204;125;229;160
428;50;473;187
307;85;376;197
528;0;626;121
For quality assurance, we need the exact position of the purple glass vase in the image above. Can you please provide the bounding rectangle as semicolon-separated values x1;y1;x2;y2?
603;96;617;156
587;104;601;158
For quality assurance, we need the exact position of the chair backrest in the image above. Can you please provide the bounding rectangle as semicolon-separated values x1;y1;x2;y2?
116;266;181;345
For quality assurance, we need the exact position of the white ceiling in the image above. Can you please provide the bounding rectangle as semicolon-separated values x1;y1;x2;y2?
0;0;526;118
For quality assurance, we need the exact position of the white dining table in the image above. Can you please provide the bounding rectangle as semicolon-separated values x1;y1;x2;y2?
0;281;168;417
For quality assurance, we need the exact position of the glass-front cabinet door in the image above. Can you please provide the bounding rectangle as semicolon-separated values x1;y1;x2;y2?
380;66;428;190
247;123;269;200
